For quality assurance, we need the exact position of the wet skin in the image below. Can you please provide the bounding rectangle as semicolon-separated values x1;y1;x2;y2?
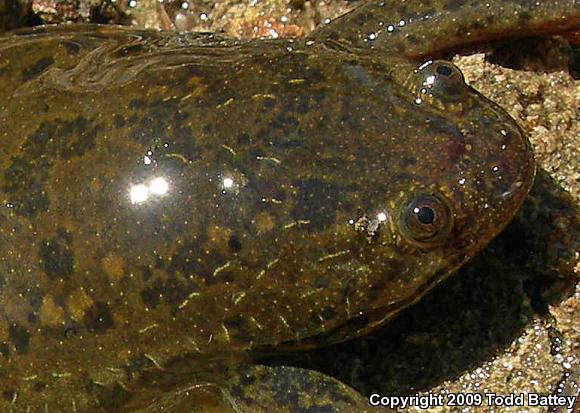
0;0;576;412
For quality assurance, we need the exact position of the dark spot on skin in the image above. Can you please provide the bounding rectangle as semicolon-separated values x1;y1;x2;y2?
3;117;100;217
291;179;349;231
3;159;50;217
442;0;463;12
141;280;163;308
469;20;485;31
129;99;146;110
223;315;252;340
406;34;419;45
228;235;242;253
161;276;195;308
319;307;336;321
314;277;329;289
174;110;188;123
139;265;153;281
64;325;79;339
131;99;197;163
113;114;126;128
354;11;371;26
401;156;416;167
21;56;54;81
455;25;468;37
27;312;37;324
167;236;227;285
2;390;16;402
125;353;157;378
275;189;287;202
148;256;161;271
57;117;98;159
284;93;310;114
518;11;532;23
9;324;30;354
268;113;302;148
263;97;275;110
83;301;115;334
239;369;256;386
33;382;48;392
141;276;199;311
339;99;361;132
218;271;235;283
85;380;132;411
237;132;251;145
39;229;74;280
0;343;9;357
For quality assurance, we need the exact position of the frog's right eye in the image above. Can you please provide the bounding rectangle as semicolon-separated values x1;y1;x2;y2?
399;192;454;247
413;60;469;108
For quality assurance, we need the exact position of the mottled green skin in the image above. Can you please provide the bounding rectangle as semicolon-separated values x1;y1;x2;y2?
0;0;570;411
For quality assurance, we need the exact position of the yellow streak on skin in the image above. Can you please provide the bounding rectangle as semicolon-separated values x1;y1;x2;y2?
221;144;236;156
256;155;281;164
213;261;231;277
144;354;163;369
139;323;159;334
232;291;246;305
283;219;311;229
279;315;290;330
51;372;72;378
251;93;275;100
165;153;191;164
220;323;231;343
249;317;263;330
256;258;280;279
318;250;350;262
216;97;234;108
178;291;202;310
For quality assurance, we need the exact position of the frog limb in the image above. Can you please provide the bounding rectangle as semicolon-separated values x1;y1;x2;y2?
220;364;392;413
312;0;580;59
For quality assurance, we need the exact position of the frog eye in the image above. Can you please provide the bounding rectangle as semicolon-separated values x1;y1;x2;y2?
414;60;468;107
400;193;453;246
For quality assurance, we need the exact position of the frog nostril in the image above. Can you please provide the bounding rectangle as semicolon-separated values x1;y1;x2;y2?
436;64;453;76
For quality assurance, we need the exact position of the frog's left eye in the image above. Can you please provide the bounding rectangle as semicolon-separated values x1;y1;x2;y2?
414;60;468;107
400;192;454;246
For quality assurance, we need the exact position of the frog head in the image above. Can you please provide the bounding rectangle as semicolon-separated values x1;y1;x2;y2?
289;56;535;346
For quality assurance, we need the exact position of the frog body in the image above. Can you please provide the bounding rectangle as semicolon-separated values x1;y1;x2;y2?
0;1;573;412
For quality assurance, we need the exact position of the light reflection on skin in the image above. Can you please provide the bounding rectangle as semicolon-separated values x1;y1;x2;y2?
222;177;234;189
128;174;236;205
129;176;170;204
